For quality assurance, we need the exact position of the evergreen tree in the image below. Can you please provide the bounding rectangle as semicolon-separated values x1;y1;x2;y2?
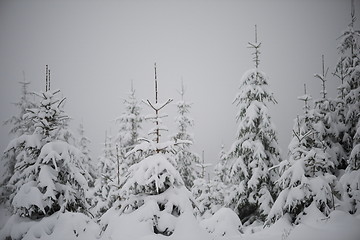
1;75;36;202
191;177;228;218
91;132;118;217
313;56;347;172
336;0;360;157
102;64;197;237
3;72;36;136
172;81;200;189
266;86;336;225
192;150;229;218
225;26;281;223
337;1;360;215
115;82;143;172
3;66;92;219
77;121;91;160
214;144;229;183
77;121;97;184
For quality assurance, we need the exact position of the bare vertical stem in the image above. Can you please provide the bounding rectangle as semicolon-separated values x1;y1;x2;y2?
116;144;121;186
154;63;160;144
154;63;158;104
255;24;257;44
48;68;51;91
45;65;48;91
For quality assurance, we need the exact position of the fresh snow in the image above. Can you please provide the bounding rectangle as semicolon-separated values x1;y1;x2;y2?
1;203;360;240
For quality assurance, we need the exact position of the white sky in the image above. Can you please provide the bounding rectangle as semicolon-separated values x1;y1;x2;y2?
0;0;357;165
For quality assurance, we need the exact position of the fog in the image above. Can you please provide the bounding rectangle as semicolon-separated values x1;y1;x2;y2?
0;0;356;165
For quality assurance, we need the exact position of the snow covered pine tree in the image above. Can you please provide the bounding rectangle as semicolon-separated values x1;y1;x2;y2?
115;81;144;174
224;26;281;224
77;121;97;186
266;82;336;225
171;81;200;189
2;66;92;220
90;131;118;217
336;1;360;215
1;75;36;203
100;64;198;238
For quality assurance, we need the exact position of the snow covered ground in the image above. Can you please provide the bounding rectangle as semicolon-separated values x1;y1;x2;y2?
1;204;359;240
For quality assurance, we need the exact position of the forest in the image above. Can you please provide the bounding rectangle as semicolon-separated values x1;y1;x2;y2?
0;2;360;240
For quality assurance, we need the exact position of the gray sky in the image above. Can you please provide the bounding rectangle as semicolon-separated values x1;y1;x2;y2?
0;0;357;165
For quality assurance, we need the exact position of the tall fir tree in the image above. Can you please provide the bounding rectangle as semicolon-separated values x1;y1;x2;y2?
2;66;92;219
337;0;360;215
172;81;200;189
335;0;360;158
225;26;281;223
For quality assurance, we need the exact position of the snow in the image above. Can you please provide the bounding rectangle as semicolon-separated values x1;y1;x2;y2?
88;208;359;239
286;209;360;240
4;134;42;152
100;206;210;240
12;181;45;214
200;208;242;237
121;154;183;196
0;206;11;229
0;211;100;240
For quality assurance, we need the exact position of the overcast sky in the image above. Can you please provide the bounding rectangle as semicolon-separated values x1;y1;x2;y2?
0;0;357;166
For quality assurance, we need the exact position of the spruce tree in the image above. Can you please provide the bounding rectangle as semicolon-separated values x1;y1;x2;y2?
3;66;92;219
172;81;200;189
1;74;36;202
77;121;96;184
3;72;36;136
266;82;336;225
192;150;228;218
214;144;229;183
115;81;143;172
91;131;118;217
101;64;197;237
225;26;281;223
337;0;360;215
313;56;346;172
336;0;360;157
